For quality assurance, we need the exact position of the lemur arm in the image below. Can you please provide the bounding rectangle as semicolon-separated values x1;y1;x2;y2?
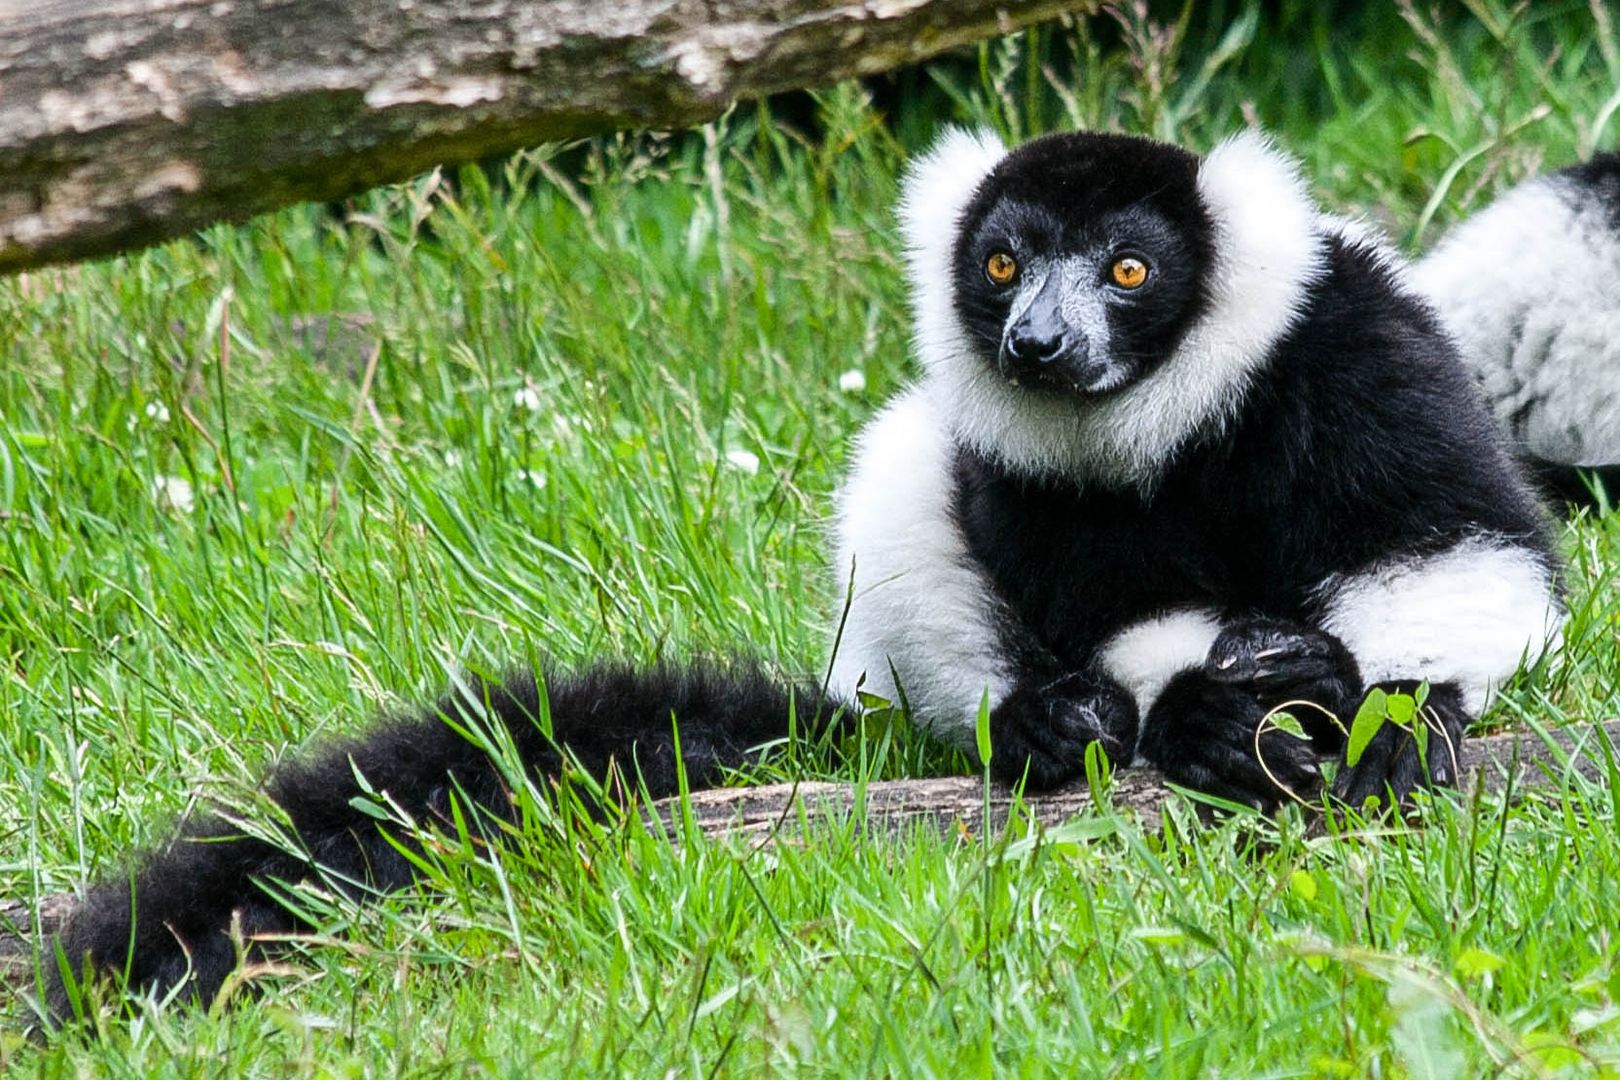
826;387;1138;788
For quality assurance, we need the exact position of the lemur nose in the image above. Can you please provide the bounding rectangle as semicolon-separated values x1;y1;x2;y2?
1005;326;1069;364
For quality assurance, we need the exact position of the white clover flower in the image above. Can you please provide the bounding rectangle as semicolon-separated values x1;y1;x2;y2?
838;369;867;394
513;386;541;412
144;400;171;424
725;448;760;475
151;475;194;513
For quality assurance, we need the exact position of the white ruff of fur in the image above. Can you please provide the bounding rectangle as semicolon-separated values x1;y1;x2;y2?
826;386;1013;747
1318;538;1565;715
904;128;1328;488
1413;174;1620;467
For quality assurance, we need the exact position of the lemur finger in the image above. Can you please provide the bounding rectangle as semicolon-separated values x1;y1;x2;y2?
1205;620;1346;688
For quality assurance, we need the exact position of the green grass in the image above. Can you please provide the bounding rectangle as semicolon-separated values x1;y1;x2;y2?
5;0;1620;1073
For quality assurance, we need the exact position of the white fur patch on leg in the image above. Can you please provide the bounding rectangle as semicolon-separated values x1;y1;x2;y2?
1317;539;1564;713
826;385;1013;750
1414;173;1620;466
1097;608;1223;719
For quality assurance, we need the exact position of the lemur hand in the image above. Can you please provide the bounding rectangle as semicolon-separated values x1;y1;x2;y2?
1203;617;1362;740
988;673;1139;790
1331;681;1468;810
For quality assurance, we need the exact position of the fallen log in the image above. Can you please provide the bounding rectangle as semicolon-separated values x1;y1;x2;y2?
4;718;1614;988
0;0;1094;274
659;716;1620;840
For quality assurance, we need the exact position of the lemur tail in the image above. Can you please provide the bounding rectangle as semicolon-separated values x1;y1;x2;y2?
44;661;833;1024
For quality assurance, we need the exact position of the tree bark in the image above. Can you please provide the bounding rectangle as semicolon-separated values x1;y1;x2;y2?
0;0;1093;274
3;719;1614;987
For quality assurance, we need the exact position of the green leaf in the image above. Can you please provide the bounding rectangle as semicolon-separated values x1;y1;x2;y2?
1346;688;1389;767
1288;868;1319;902
1453;947;1505;978
1270;710;1308;739
974;687;993;768
348;795;391;821
1386;692;1417;728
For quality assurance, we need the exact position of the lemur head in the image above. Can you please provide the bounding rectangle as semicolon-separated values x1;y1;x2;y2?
953;133;1214;396
901;128;1326;488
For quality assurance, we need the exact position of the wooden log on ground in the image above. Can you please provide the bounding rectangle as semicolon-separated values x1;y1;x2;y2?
660;717;1620;841
0;0;1095;274
4;718;1614;989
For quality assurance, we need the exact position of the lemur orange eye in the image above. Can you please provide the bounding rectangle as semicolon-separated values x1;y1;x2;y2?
1110;257;1149;289
985;251;1018;286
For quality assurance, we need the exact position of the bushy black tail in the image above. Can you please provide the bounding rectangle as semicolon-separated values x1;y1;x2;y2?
44;661;830;1024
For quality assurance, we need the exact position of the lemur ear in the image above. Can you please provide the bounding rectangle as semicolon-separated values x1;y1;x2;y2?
1189;129;1325;362
899;127;1007;286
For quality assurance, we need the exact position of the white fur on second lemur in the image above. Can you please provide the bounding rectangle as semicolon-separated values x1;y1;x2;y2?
1318;539;1562;714
907;129;1326;492
1414;173;1620;467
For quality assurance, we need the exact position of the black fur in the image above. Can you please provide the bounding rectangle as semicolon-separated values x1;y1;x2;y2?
1525;458;1620;510
1559;151;1620;230
944;142;1556;805
46;662;826;1022
985;672;1139;790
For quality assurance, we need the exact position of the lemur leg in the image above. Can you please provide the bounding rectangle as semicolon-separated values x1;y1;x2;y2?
1111;614;1360;809
828;388;1134;789
1138;672;1322;808
987;673;1139;789
1332;682;1468;807
1318;538;1563;806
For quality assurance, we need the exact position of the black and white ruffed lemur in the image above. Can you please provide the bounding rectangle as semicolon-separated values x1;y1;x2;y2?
43;129;1568;1022
1412;150;1620;506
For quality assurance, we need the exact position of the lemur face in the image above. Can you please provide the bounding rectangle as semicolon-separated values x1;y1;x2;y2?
951;133;1215;397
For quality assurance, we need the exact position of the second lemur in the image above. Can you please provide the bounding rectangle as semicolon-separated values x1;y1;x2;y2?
47;129;1565;1020
1413;151;1620;504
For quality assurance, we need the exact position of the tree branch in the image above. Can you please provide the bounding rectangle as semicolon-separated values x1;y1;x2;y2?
0;0;1095;273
